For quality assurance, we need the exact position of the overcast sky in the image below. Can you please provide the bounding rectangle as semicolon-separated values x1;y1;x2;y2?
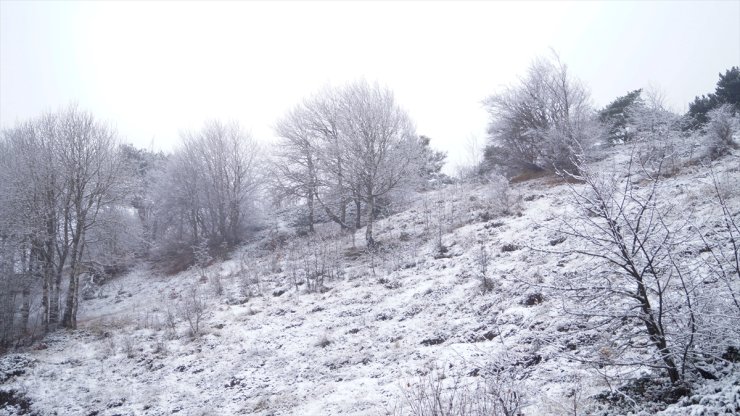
1;0;739;169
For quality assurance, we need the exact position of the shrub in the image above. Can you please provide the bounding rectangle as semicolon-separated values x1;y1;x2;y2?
486;173;522;216
705;104;738;159
394;367;522;416
121;334;136;358
316;335;332;348
180;285;206;338
501;244;520;253
211;275;223;297
521;293;544;306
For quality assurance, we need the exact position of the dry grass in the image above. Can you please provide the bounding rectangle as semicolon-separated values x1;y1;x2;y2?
510;168;550;184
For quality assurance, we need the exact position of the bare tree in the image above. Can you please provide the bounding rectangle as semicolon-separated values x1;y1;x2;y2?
338;80;422;246
273;81;423;247
625;84;681;143
553;149;739;388
273;86;362;233
58;106;124;329
0;123;41;339
483;53;594;174
2;117;66;330
0;105;126;331
454;134;484;181
155;120;259;251
272;101;322;233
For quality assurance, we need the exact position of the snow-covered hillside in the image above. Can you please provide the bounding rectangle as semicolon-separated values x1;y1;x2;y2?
2;148;739;416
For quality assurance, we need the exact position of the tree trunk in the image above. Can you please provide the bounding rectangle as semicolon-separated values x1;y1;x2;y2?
228;199;240;246
314;192;349;230
337;159;346;225
190;212;199;242
41;269;49;330
623;239;681;384
40;240;52;330
365;195;375;247
20;284;30;335
354;197;361;230
19;244;30;334
636;286;681;383
307;188;315;233
340;199;347;226
50;268;61;326
62;224;85;329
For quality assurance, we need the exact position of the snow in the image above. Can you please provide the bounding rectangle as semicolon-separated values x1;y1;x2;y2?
1;147;739;415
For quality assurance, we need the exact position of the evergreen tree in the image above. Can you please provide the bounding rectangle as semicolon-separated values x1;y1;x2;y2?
687;66;739;127
714;66;740;108
418;135;447;181
688;95;717;126
598;89;643;144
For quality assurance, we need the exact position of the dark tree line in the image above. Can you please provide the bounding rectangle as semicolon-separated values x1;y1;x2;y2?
688;67;740;127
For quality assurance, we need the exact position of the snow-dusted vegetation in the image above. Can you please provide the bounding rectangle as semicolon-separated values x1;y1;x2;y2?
2;142;739;415
1;43;739;416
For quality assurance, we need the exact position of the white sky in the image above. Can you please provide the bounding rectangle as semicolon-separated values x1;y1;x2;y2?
1;0;739;170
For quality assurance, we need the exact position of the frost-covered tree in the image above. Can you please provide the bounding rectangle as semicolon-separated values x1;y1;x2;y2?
625;85;681;142
338;80;422;246
51;107;125;329
154;121;259;252
0;105;126;331
273;81;423;246
555;150;740;388
120;144;167;251
272;99;324;233
483;54;594;173
598;88;643;144
417;135;448;187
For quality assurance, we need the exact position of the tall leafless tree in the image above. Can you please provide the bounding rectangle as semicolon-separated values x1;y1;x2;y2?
484;53;594;174
273;102;322;233
553;149;739;387
0;105;125;332
337;80;421;246
273;81;422;247
56;106;124;329
155;120;259;252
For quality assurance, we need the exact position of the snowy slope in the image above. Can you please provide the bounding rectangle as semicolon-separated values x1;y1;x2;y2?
2;149;739;416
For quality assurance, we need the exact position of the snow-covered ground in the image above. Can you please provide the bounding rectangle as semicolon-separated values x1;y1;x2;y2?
2;148;739;415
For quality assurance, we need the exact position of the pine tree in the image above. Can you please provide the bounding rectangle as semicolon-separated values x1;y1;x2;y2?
598;89;643;144
687;66;739;127
715;66;740;109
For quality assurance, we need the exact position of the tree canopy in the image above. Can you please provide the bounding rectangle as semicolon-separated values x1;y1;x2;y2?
687;66;739;127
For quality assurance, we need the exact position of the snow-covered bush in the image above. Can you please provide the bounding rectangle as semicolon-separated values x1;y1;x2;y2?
474;244;493;293
285;231;343;293
705;104;738;159
485;173;521;217
180;285;207;338
394;367;522;416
